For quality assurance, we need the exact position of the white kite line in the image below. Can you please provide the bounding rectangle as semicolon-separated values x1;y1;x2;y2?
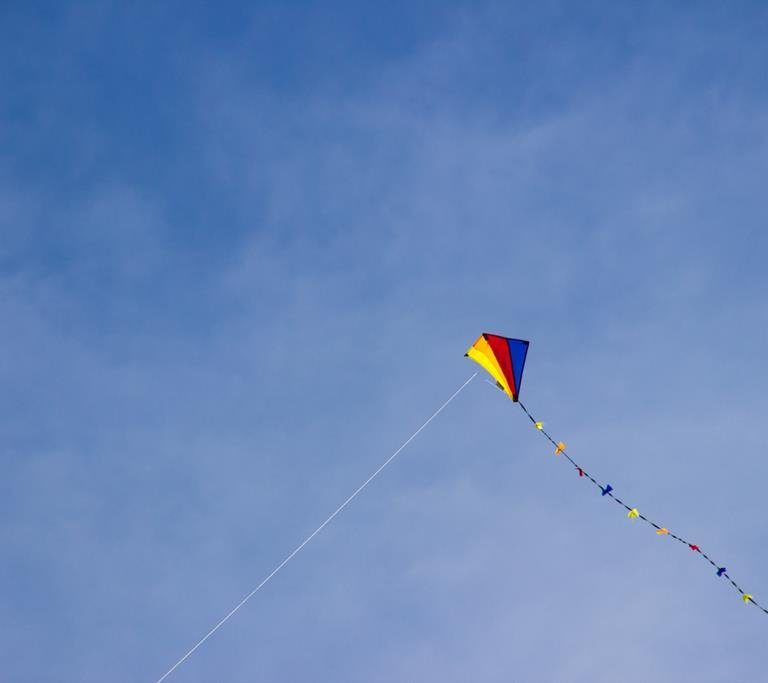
154;372;478;682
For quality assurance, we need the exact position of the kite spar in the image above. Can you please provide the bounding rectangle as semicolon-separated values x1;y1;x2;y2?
466;332;767;615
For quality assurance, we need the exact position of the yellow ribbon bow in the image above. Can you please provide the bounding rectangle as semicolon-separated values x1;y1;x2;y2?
743;593;753;604
535;422;544;430
555;442;566;455
656;528;669;535
627;508;639;519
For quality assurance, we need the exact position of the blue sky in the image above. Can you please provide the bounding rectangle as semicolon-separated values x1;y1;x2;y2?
2;2;768;681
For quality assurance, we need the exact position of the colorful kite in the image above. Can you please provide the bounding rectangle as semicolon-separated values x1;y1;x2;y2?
464;333;529;401
155;334;764;683
466;332;766;615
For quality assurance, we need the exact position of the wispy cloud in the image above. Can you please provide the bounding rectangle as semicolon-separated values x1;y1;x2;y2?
1;3;767;681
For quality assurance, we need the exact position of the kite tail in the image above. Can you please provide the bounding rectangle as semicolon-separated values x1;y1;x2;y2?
516;400;768;615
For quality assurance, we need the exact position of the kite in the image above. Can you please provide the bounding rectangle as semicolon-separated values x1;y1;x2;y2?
155;333;764;682
466;332;766;615
465;333;529;401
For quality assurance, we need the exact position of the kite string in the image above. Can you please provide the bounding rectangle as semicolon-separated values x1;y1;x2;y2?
154;372;478;683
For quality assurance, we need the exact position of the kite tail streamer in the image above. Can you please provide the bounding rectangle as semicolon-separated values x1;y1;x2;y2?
154;372;478;683
516;400;768;615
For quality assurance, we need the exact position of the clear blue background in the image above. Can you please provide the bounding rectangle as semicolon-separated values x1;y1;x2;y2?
2;3;767;681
